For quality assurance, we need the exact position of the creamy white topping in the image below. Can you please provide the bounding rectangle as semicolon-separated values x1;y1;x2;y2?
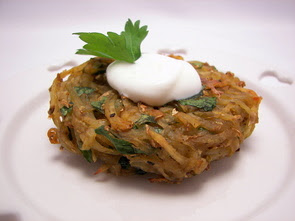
106;53;202;106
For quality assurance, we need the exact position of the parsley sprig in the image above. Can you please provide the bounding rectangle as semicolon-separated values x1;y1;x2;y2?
73;19;148;63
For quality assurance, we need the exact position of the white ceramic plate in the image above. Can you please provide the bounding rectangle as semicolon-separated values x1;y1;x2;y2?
1;1;295;221
0;51;295;221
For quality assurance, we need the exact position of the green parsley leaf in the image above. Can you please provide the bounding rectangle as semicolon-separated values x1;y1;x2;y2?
134;114;156;129
91;96;107;114
60;106;73;116
179;97;217;111
73;19;148;63
212;66;218;71
190;61;204;68
74;87;95;96
77;141;93;163
81;149;93;163
183;88;204;100
95;126;144;154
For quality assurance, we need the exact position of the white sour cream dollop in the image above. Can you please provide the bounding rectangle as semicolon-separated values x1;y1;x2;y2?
106;53;202;106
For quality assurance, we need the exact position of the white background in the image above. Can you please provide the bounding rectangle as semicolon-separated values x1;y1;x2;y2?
1;0;295;82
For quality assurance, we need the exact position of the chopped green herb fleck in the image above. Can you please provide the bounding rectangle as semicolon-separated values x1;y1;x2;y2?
134;114;156;129
60;106;73;116
119;156;130;169
80;149;93;163
73;19;148;63
179;97;217;111
191;61;203;68
77;141;93;163
95;126;144;154
183;89;204;100
154;128;163;133
74;86;95;96
91;96;107;113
